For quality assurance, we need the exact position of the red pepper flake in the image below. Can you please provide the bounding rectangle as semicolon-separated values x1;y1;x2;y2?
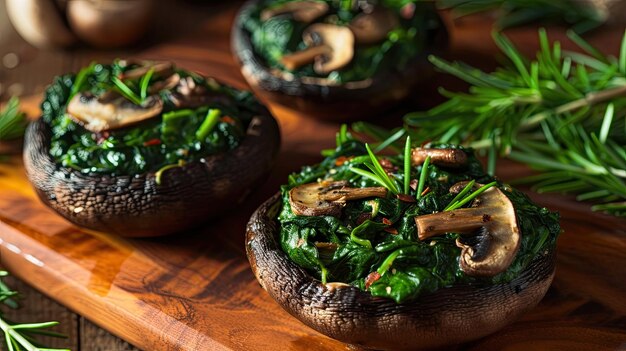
420;187;431;197
335;156;352;166
364;271;381;290
396;193;416;203
221;116;236;124
379;158;398;173
143;138;162;147
93;131;110;145
400;3;416;19
384;227;399;235
382;218;392;226
356;213;372;225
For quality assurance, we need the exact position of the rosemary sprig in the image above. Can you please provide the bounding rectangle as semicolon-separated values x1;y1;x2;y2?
111;77;143;106
439;0;607;33
403;136;411;195
416;156;430;200
403;29;626;217
0;97;27;141
139;68;155;101
445;181;498;212
0;271;69;351
349;144;400;194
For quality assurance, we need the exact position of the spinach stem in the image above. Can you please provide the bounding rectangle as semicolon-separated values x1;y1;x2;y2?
377;248;402;276
196;109;221;141
155;160;186;185
162;109;194;122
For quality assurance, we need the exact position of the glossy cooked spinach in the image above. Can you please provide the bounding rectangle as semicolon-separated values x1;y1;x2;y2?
240;0;445;83
278;135;561;303
42;62;262;175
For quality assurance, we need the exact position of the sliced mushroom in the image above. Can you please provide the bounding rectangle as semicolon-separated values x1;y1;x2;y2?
289;180;387;216
260;1;329;23
411;148;468;168
349;7;399;45
148;73;181;94
119;61;174;80
415;182;520;277
67;92;163;132
280;24;355;74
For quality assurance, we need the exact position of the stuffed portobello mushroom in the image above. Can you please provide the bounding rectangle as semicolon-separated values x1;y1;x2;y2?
232;0;447;120
25;60;280;237
246;130;560;349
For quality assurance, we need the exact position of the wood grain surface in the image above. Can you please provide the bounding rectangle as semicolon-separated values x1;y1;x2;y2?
1;1;626;350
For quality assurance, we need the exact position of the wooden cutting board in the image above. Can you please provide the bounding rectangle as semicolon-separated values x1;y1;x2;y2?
1;3;626;350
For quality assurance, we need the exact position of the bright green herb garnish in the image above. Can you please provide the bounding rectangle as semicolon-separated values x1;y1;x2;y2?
0;97;27;142
278;130;560;303
403;29;626;217
1;271;69;351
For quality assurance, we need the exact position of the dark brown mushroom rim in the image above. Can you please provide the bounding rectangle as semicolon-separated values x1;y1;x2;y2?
232;0;448;102
24;63;280;237
247;193;556;350
25;113;279;237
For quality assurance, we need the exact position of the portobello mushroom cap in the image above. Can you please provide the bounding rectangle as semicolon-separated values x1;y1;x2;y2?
246;193;556;350
24;101;280;238
232;0;448;121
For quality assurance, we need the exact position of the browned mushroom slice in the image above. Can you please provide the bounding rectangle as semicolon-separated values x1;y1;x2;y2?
148;73;181;94
415;182;520;277
280;24;355;74
260;1;329;23
349;8;399;45
119;61;174;80
67;93;163;132
411;148;468;168
289;180;387;216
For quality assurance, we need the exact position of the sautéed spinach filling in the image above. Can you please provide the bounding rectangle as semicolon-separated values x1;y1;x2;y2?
278;134;560;303
240;0;444;83
42;61;262;176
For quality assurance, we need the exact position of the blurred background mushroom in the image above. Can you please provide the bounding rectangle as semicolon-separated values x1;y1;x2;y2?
5;0;154;50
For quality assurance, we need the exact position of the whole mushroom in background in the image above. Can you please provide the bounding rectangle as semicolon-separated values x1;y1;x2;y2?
5;0;153;49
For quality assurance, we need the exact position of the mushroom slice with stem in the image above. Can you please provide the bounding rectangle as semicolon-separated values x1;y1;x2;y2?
289;180;387;217
280;24;355;74
415;181;520;277
67;93;163;133
349;7;399;45
260;1;329;23
411;148;468;168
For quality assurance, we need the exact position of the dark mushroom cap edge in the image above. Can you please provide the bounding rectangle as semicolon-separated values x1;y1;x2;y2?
246;193;556;350
25;109;280;237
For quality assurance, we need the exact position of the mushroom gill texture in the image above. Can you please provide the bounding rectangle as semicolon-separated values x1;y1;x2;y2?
416;182;521;277
246;193;556;350
24;111;280;237
288;180;387;216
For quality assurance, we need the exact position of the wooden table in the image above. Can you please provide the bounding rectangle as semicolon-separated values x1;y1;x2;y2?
1;1;625;350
